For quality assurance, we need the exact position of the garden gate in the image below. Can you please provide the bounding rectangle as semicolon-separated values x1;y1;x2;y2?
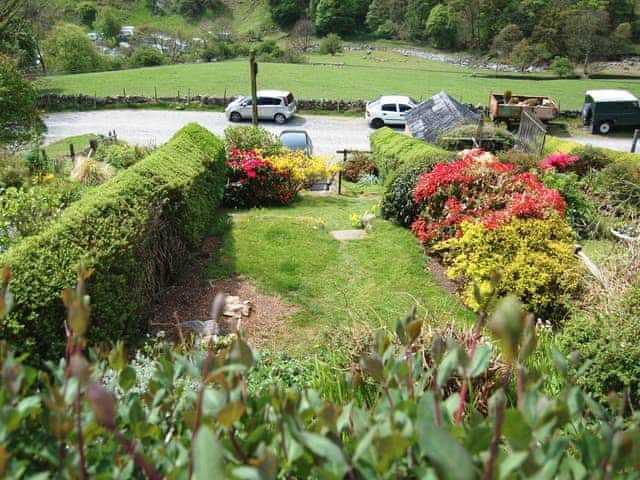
515;110;547;156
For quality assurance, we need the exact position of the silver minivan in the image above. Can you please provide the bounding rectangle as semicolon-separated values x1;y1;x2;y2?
225;90;297;124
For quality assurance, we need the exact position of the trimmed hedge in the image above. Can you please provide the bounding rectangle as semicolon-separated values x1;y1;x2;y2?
370;127;454;180
543;136;639;166
0;124;226;361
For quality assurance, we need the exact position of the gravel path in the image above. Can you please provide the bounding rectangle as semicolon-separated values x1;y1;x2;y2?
44;109;639;155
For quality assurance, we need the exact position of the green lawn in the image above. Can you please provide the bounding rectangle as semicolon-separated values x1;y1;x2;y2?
206;194;474;353
44;134;98;158
39;50;640;110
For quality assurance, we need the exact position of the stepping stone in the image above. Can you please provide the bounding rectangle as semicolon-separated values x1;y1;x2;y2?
330;229;366;241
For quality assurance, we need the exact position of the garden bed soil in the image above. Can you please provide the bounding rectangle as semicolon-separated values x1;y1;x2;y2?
153;236;298;350
426;256;460;299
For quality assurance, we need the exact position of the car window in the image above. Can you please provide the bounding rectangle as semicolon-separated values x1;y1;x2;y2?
382;104;397;112
271;97;283;105
399;104;412;112
280;133;308;151
242;98;252;106
257;97;270;106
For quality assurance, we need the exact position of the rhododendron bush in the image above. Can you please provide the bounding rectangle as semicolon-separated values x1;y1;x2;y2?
411;149;566;244
224;149;296;208
224;149;337;208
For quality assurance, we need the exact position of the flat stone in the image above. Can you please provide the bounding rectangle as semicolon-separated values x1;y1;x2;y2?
330;229;366;241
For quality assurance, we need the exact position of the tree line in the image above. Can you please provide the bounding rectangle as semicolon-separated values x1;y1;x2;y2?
272;0;639;71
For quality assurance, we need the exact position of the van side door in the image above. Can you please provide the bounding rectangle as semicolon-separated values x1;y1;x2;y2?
381;103;400;125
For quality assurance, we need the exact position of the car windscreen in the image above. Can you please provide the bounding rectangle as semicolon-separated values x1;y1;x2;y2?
280;133;308;150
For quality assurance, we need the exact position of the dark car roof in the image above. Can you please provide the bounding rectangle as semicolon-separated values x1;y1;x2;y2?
279;130;310;151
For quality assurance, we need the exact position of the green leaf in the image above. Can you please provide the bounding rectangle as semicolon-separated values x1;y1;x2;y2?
437;349;459;388
468;344;491;378
359;353;384;384
416;423;475;480
229;338;254;369
551;348;568;377
118;366;136;393
217;401;246;428
194;426;225;480
232;466;261;480
503;409;531;450
417;392;437;427
17;396;41;418
499;451;529;480
300;432;347;467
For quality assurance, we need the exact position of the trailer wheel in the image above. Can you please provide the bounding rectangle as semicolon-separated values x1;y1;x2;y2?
597;121;613;135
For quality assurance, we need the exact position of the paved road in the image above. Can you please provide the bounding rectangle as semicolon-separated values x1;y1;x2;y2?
43;110;639;155
43;110;374;158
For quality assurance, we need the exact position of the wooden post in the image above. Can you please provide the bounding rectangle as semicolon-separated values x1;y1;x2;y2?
188;88;191;103
631;129;640;153
249;51;258;127
69;143;75;164
154;86;158;102
122;88;126;98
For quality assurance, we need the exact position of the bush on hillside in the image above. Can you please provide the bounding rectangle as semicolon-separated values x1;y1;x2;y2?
128;46;166;68
436;214;580;320
370;127;454;180
95;143;148;169
550;56;576;77
319;33;343;55
1;124;226;361
223;126;282;157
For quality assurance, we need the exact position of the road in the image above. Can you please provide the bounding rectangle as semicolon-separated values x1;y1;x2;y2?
43;110;638;155
43;110;374;158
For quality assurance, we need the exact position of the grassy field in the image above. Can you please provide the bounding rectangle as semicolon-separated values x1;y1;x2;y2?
206;194;474;352
39;50;640;110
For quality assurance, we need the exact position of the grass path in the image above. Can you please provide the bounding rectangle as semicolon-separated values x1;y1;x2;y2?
206;194;474;353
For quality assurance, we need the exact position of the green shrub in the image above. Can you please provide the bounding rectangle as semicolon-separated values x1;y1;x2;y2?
436;214;580;321
0;124;226;361
370;127;453;180
319;33;343;55
96;143;146;169
496;149;539;171
223;125;282;157
566;145;613;175
593;159;640;211
550;56;576;77
0;153;29;188
342;152;376;182
541;171;597;238
559;310;640;405
128;45;166;68
381;166;429;227
436;123;516;152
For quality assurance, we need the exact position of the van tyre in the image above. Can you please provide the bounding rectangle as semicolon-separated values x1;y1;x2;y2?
230;112;241;122
274;113;286;124
598;121;613;135
370;118;384;129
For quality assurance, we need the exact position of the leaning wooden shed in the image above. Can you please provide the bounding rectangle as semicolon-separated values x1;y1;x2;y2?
405;91;480;143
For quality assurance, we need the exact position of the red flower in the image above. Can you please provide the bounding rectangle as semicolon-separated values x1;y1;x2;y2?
539;152;579;171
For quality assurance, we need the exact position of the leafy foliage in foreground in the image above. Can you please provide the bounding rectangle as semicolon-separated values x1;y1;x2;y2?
1;270;640;478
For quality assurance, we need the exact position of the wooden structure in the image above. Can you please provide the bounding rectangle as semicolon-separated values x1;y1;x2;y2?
489;93;559;124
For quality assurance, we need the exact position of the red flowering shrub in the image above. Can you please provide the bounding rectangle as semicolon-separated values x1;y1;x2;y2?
539;152;580;171
224;149;296;208
411;153;566;244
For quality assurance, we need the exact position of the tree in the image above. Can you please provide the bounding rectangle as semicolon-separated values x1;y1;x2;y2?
491;24;523;58
447;0;481;48
425;4;458;49
269;0;304;27
0;56;40;147
42;23;104;73
173;0;222;19
509;39;547;71
611;22;633;55
313;0;357;35
564;4;610;75
96;8;121;42
290;19;316;52
403;0;436;41
319;33;343;55
365;0;407;37
550;56;576;77
76;2;98;27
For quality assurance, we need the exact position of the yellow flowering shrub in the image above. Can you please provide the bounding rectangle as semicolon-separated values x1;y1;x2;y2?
264;150;340;192
435;214;580;321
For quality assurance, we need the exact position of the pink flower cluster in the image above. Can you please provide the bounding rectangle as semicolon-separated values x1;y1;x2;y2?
539;152;579;171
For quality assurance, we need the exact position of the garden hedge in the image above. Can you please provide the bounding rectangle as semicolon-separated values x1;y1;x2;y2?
369;128;454;180
543;135;639;166
0;123;226;361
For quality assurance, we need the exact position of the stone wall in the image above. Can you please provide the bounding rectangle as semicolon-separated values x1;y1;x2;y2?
37;93;580;117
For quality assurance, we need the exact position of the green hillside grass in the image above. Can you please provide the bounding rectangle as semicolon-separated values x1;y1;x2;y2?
40;50;640;110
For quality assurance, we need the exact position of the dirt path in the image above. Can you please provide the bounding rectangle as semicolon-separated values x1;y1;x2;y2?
153;236;298;350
